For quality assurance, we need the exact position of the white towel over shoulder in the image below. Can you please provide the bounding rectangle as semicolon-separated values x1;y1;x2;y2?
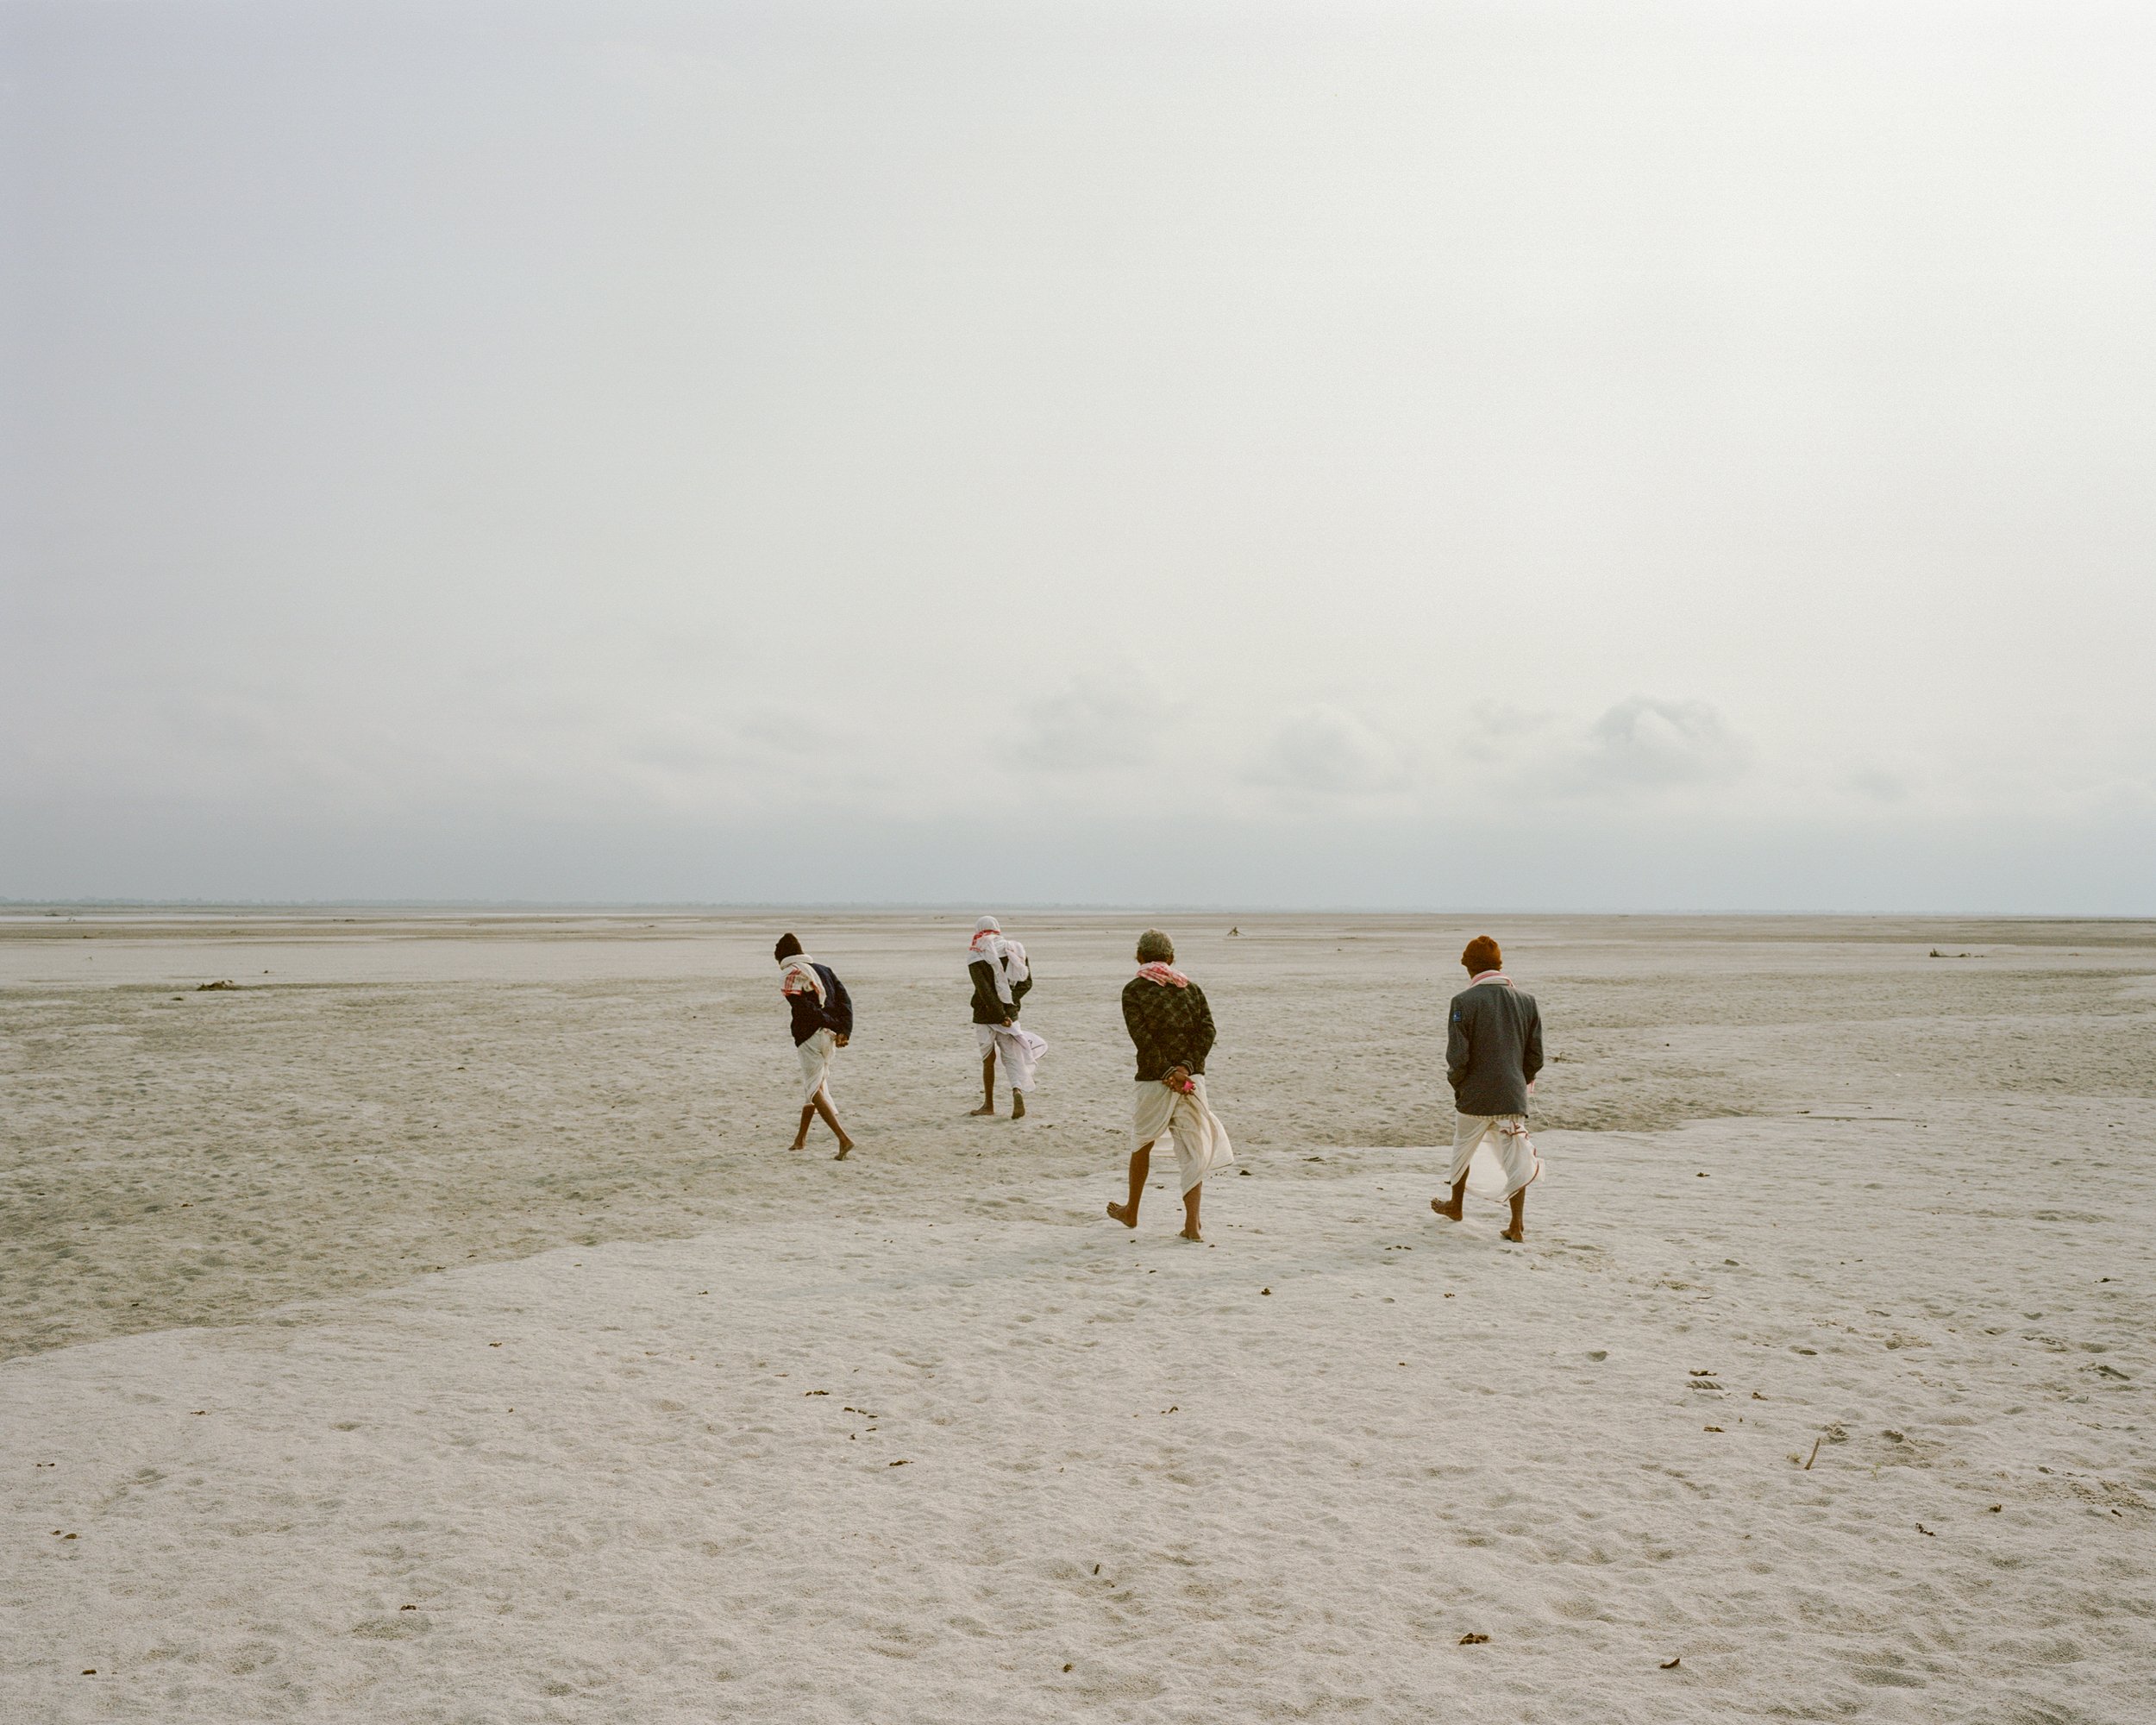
968;921;1029;1007
779;954;826;1005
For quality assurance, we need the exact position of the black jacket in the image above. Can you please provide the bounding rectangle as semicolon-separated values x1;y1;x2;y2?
787;963;853;1046
968;958;1033;1025
1446;980;1543;1115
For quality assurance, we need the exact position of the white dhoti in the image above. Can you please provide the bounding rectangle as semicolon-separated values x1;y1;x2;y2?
796;1028;837;1106
975;1021;1048;1093
1449;1113;1543;1202
1132;1076;1233;1195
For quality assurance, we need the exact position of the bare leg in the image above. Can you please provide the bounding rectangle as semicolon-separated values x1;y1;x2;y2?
812;1088;855;1158
1181;1182;1202;1242
1107;1143;1151;1227
1502;1189;1526;1242
789;1105;814;1152
1432;1174;1467;1222
969;1051;996;1116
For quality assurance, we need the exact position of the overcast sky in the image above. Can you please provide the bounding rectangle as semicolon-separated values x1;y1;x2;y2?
5;1;2153;909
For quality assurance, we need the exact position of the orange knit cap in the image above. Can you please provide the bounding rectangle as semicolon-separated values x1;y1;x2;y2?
1462;935;1502;973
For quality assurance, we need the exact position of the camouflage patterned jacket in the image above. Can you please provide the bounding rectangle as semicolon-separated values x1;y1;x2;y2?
1120;976;1216;1082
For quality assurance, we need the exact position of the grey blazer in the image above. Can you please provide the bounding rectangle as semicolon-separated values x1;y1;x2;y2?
1446;980;1545;1116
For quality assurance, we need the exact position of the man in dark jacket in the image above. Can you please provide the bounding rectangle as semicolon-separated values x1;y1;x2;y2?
1107;929;1232;1240
1432;935;1544;1240
966;915;1038;1119
776;932;855;1158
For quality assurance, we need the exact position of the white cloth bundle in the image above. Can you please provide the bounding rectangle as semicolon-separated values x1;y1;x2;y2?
1132;1075;1234;1195
997;938;1030;990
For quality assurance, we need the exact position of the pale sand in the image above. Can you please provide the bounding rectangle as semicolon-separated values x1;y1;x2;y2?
3;913;2153;1720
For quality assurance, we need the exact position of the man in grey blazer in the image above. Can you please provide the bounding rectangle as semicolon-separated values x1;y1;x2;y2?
1432;935;1545;1241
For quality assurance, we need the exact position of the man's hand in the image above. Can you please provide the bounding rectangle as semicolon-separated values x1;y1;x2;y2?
1000;1014;1014;1026
1163;1064;1190;1090
834;1033;849;1048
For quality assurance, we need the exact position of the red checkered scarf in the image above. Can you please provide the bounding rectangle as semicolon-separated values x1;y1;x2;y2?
1135;961;1190;988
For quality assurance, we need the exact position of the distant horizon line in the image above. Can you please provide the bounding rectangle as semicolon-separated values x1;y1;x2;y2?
2;899;2148;923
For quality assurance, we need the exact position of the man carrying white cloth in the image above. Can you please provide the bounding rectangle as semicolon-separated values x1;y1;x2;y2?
775;932;856;1159
965;915;1046;1120
1432;934;1544;1241
1106;929;1232;1242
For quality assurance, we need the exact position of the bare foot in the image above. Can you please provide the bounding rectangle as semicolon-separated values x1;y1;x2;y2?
1106;1201;1138;1228
1180;1224;1202;1242
1501;1224;1525;1243
787;1138;809;1153
833;1138;855;1161
1432;1197;1463;1221
968;1105;996;1117
1012;1095;1026;1120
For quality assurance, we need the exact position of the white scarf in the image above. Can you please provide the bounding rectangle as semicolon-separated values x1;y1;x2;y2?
968;919;1029;1007
779;952;825;1004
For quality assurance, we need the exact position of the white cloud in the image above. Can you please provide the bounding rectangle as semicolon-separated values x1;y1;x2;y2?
1008;669;1175;774
1844;762;1917;804
1244;705;1412;797
1580;696;1750;790
1458;696;1750;801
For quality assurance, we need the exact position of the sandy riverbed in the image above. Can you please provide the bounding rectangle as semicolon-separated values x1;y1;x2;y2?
3;912;2153;1721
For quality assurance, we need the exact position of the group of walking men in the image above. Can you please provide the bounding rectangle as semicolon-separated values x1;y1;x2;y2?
773;923;1545;1243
